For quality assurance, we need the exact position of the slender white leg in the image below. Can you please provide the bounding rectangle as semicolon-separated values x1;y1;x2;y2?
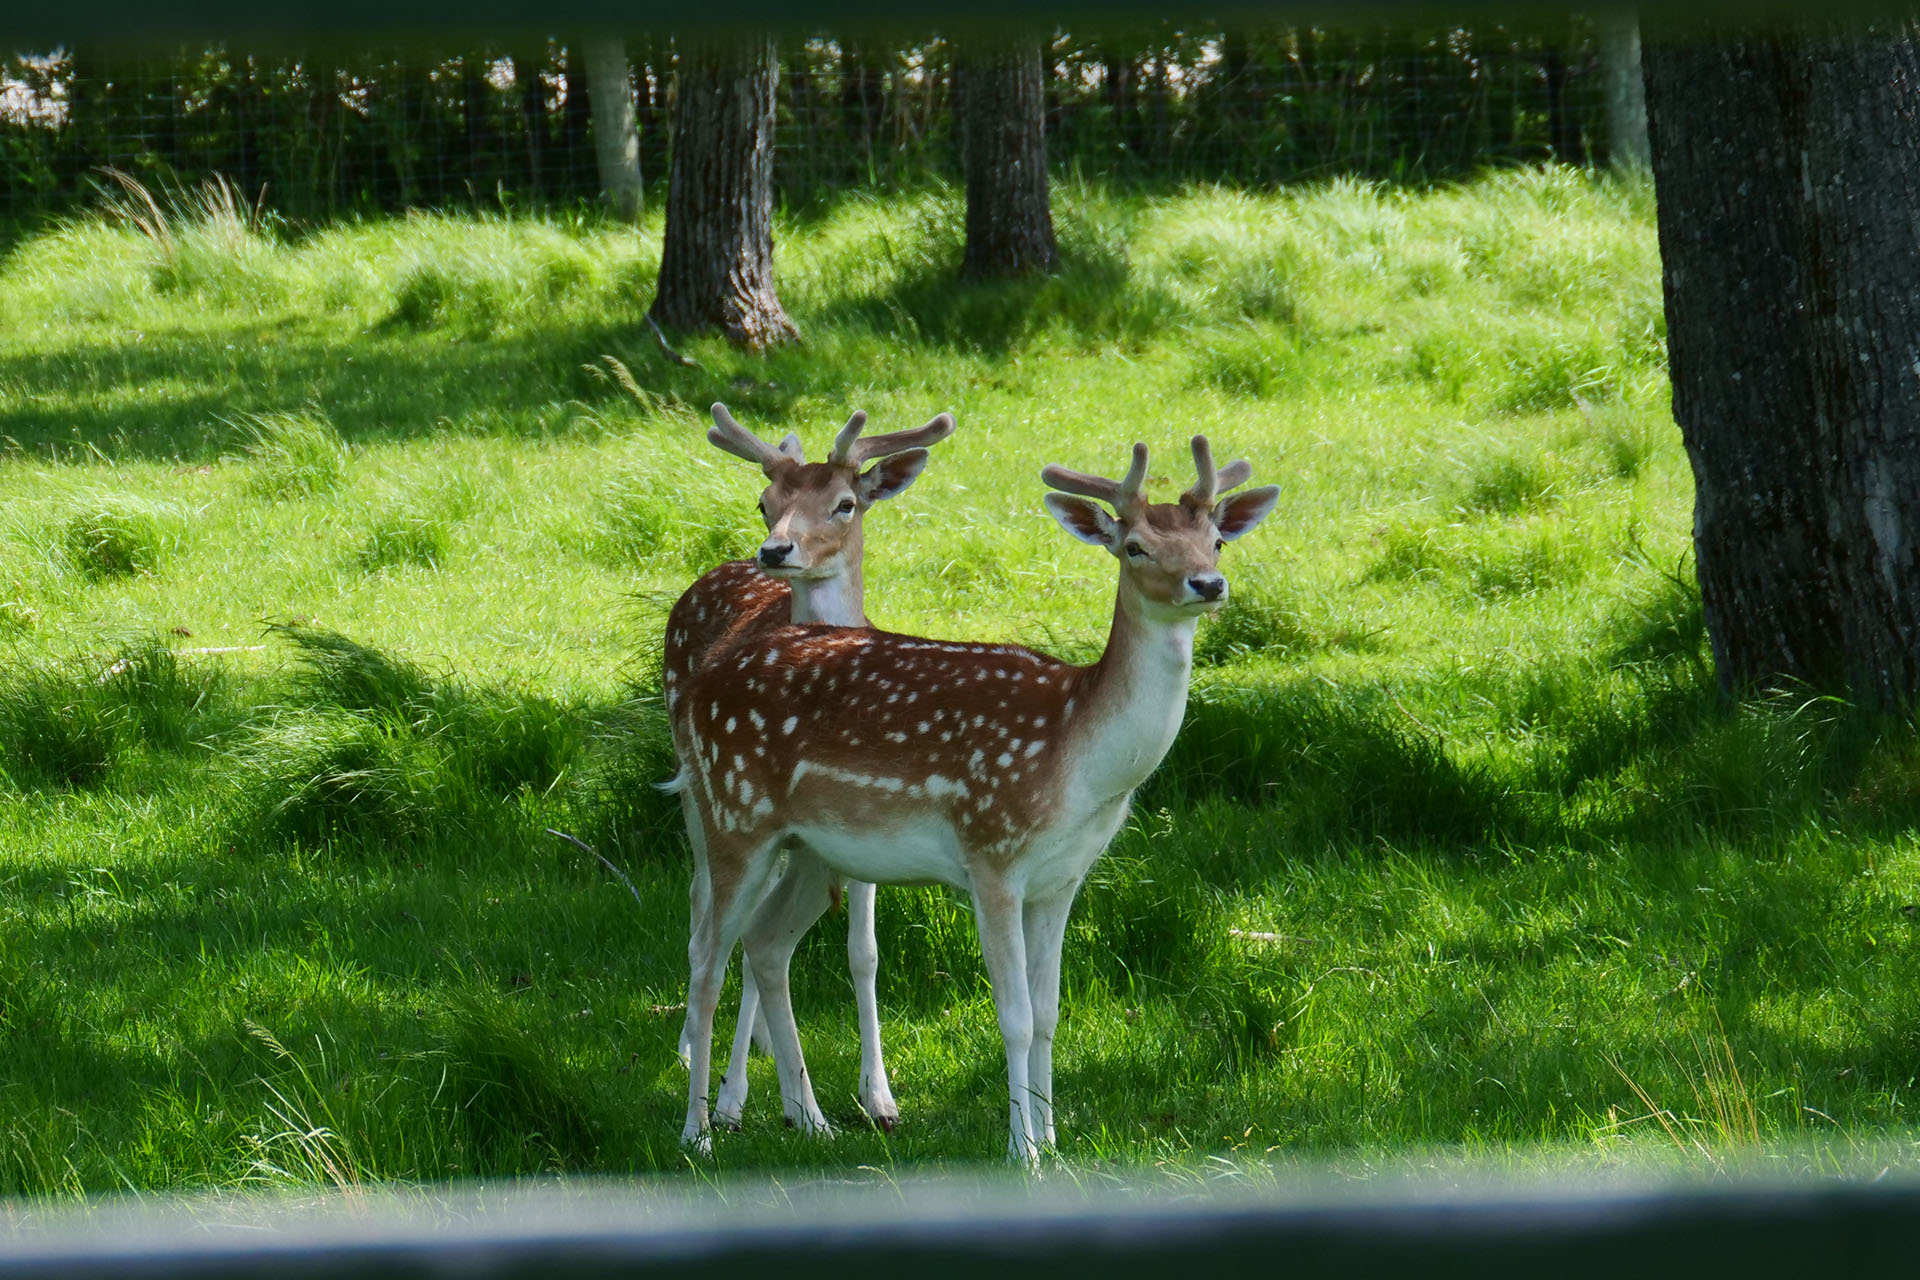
971;881;1037;1165
714;972;760;1128
845;879;899;1128
741;851;838;1135
676;789;708;1070
680;890;725;1151
1021;887;1076;1151
682;832;780;1152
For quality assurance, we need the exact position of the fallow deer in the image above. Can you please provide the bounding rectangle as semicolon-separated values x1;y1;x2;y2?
669;436;1278;1160
663;402;955;1133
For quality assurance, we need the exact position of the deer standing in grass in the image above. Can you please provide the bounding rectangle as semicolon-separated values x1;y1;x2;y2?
670;437;1278;1160
663;402;956;1132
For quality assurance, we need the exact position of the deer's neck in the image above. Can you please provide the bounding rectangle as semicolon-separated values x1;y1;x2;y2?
786;559;868;628
1067;581;1198;801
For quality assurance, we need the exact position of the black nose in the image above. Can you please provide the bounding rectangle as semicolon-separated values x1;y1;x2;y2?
1188;575;1225;601
759;541;794;568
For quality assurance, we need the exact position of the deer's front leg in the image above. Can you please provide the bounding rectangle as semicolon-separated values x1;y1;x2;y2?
971;878;1038;1166
1021;885;1076;1151
845;879;899;1129
741;850;838;1136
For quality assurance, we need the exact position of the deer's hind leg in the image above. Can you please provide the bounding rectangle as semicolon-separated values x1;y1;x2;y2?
681;826;782;1151
740;846;839;1137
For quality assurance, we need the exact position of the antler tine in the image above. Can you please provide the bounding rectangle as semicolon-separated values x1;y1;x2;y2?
1041;442;1150;510
707;402;787;472
1188;435;1218;503
827;410;869;465
844;412;957;466
1184;435;1254;505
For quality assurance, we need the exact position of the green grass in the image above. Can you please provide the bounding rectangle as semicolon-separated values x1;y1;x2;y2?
4;167;1920;1196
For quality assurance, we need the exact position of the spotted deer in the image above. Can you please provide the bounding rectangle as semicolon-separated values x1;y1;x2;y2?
662;402;956;1133
669;436;1279;1160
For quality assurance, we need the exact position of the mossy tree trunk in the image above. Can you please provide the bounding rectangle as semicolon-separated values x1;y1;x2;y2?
956;37;1059;280
1644;20;1920;710
649;31;796;350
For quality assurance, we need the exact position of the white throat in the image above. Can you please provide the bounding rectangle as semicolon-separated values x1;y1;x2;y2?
787;571;867;628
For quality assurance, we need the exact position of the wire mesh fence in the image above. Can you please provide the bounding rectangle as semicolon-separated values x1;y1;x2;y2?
1;22;1616;223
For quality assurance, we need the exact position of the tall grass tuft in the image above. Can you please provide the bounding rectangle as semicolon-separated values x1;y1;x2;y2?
235;410;350;499
435;992;602;1171
102;638;237;751
57;495;176;581
358;513;451;571
0;661;124;789
100;169;288;308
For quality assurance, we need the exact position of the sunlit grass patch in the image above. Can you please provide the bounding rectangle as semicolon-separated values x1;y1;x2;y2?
236;409;350;500
55;493;179;581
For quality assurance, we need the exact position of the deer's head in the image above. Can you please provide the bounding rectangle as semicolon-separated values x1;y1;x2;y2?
708;403;955;580
1042;437;1279;620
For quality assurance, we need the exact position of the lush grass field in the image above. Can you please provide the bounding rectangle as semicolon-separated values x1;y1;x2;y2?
3;169;1919;1196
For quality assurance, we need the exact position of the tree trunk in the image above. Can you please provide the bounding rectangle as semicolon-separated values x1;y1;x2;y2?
1544;45;1585;165
562;44;593;196
1598;10;1650;171
1644;21;1920;709
956;38;1058;279
583;35;642;221
649;31;796;349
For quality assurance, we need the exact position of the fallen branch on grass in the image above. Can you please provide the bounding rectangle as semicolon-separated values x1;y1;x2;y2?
646;314;698;368
547;827;643;908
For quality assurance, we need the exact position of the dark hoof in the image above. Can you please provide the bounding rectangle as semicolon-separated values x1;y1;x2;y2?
875;1115;899;1134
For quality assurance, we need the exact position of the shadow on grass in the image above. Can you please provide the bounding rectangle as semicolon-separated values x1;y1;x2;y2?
0;314;892;462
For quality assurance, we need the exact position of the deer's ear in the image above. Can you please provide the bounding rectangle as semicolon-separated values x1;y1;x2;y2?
1044;493;1121;550
1214;485;1280;542
858;449;930;504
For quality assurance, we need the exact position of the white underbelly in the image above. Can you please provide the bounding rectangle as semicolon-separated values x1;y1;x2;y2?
786;818;968;891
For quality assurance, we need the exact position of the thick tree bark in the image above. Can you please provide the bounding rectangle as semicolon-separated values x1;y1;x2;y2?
1598;11;1650;171
956;39;1059;279
1644;21;1920;709
650;32;796;349
582;35;642;222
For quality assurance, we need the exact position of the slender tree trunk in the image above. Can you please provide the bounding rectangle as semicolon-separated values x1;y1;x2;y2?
517;45;549;198
583;35;642;221
1644;20;1920;709
650;31;796;349
1544;44;1585;165
955;38;1058;279
562;44;593;197
1598;11;1650;171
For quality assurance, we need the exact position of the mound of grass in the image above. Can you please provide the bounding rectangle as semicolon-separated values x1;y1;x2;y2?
359;513;451;571
236;410;350;500
434;992;603;1171
0;661;124;789
57;495;175;581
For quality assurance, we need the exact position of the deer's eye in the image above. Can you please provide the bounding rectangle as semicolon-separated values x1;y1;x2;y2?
1214;539;1225;552
835;498;857;517
1126;543;1148;559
